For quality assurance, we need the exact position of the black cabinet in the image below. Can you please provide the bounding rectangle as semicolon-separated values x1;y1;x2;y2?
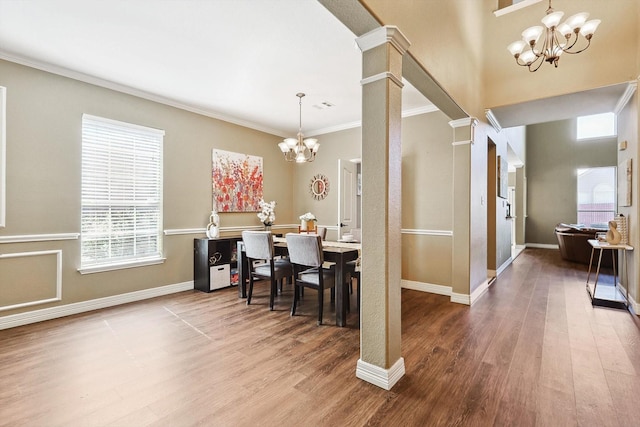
193;237;241;292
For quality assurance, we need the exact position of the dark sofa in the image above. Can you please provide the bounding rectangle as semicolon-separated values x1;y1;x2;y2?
554;223;615;268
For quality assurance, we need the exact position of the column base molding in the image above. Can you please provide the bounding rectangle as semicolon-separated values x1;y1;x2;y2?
356;357;405;390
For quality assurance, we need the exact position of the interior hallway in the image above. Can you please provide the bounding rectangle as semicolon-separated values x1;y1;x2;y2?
1;248;640;426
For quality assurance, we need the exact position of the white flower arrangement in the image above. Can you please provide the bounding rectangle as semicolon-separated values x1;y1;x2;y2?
257;200;276;226
299;212;317;222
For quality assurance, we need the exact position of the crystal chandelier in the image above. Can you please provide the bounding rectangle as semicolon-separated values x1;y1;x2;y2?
507;0;600;72
278;93;319;163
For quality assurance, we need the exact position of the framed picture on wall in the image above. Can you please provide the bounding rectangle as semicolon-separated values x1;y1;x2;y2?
212;149;263;212
618;158;632;207
497;155;508;199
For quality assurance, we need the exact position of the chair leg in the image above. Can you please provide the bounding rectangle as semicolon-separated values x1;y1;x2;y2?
317;286;324;325
291;284;299;316
269;279;276;311
247;276;254;305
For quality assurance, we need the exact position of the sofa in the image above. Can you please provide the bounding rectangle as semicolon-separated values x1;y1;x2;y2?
554;223;615;268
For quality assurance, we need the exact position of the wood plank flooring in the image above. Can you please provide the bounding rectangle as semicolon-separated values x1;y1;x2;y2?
2;248;640;426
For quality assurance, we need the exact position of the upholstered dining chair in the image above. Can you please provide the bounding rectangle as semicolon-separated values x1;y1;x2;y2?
316;226;327;240
242;231;293;311
285;233;336;325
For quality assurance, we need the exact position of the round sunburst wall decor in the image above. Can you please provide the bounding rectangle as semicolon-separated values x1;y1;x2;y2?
309;174;329;200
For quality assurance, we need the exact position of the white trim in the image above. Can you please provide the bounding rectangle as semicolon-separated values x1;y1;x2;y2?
448;117;478;128
401;279;451;296
0;86;5;228
0;281;193;330
470;279;490;305
164;228;209;236
356;357;405;390
0;250;62;312
452;140;472;146
360;72;404;89
450;292;471;305
78;257;165;274
401;228;453;237
526;243;559;250
493;0;543;17
0;51;289;138
306;104;439;137
497;257;513;276
0;233;80;244
614;81;638;115
356;26;411;55
485;109;502;133
82;113;165;136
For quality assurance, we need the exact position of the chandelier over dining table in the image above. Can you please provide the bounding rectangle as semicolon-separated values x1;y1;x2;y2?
506;0;601;72
278;93;319;163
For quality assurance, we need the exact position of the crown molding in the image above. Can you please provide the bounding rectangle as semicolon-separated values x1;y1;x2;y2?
0;51;288;138
448;117;478;128
485;109;502;133
356;26;411;55
613;81;638;115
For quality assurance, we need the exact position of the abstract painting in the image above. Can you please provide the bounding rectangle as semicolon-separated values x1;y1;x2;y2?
212;149;263;212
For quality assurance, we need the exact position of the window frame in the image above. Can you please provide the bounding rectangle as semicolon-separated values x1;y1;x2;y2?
576;166;617;228
576;112;617;141
79;114;164;274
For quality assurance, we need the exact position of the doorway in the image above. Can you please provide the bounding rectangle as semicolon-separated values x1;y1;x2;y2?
337;158;360;240
487;140;497;280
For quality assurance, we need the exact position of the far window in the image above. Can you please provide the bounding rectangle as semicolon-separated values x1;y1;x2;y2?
80;115;164;272
577;112;616;140
577;167;616;228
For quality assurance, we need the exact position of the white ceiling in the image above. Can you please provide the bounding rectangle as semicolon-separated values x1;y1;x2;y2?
0;0;435;138
1;0;634;138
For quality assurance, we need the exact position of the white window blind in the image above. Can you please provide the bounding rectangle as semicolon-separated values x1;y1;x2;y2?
81;114;164;271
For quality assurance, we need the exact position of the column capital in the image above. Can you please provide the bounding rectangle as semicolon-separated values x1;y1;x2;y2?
356;26;411;55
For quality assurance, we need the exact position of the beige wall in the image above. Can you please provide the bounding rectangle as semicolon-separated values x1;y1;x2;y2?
292;127;361;241
296;110;455;288
0;59;294;316
525;118;618;245
362;0;485;117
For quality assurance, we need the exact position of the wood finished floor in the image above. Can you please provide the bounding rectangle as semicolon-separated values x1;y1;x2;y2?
2;248;640;426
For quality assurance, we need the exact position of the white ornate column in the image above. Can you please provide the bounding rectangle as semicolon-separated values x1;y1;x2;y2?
355;26;410;390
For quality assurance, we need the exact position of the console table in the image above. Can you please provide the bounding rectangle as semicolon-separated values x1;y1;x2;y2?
585;239;633;309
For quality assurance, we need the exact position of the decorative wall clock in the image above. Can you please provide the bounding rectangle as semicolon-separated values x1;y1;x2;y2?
309;174;329;200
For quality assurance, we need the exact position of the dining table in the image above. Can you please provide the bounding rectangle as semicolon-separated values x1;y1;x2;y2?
236;236;361;327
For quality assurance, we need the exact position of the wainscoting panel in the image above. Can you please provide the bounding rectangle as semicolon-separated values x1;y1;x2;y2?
0;250;62;312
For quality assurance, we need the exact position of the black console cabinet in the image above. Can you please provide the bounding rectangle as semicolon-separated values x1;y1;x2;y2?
193;237;241;292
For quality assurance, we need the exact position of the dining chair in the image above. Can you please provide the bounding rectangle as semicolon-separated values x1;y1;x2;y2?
285;233;336;325
242;231;293;311
346;258;360;311
316;226;327;240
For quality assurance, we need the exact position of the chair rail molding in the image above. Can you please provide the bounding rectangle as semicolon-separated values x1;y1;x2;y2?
0;233;80;244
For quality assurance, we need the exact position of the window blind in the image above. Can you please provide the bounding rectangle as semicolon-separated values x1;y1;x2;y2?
81;114;164;270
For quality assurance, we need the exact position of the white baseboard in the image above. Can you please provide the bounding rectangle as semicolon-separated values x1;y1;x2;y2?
470;279;490;305
497;257;513;276
526;243;559;250
356;357;405;390
0;281;194;330
401;279;451;296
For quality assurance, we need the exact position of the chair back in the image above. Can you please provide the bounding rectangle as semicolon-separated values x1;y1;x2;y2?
316;226;327;240
285;233;323;267
242;231;274;260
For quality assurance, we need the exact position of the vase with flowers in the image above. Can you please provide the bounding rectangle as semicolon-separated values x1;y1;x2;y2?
299;212;317;231
257;199;276;231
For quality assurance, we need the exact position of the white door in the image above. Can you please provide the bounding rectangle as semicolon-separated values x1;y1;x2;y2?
338;159;357;240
